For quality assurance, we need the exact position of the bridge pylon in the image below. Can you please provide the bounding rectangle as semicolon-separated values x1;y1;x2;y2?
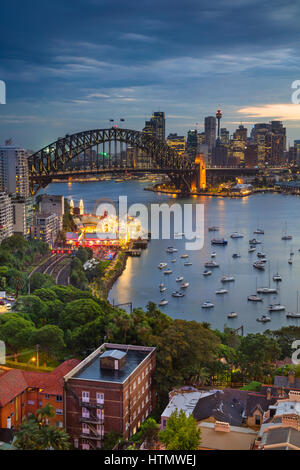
193;153;207;192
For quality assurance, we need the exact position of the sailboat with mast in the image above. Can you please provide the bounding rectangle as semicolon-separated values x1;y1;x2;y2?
257;261;277;294
269;285;286;312
248;278;263;301
282;222;292;240
286;292;300;318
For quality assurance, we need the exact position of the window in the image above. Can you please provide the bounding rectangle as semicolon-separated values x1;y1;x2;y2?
255;415;261;425
56;409;63;415
97;409;104;421
82;423;89;435
74;439;79;449
82;407;90;419
82;391;90;403
82;443;90;450
142;372;145;379
96;393;104;404
45;394;50;400
56;395;63;402
28;400;35;405
56;422;63;428
142;386;145;394
133;381;136;390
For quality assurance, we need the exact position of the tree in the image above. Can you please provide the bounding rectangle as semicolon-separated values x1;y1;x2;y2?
60;298;105;331
14;404;70;450
30;325;66;359
29;272;55;292
158;410;201;450
14;295;48;327
0;314;36;361
140;418;160;449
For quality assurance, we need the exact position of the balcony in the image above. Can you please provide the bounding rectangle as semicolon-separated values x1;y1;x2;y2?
79;399;104;408
80;416;104;425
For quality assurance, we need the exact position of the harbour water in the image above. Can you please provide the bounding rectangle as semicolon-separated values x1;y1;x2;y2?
43;180;300;334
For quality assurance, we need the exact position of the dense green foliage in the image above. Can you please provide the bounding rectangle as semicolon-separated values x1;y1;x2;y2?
158;410;201;450
14;404;70;450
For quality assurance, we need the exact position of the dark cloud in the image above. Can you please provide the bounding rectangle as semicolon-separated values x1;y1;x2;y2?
0;0;300;147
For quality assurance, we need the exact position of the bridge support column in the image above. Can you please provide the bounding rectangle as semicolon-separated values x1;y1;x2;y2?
193;154;206;192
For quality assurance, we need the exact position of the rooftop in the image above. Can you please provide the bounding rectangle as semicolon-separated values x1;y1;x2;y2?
161;390;215;419
66;344;155;384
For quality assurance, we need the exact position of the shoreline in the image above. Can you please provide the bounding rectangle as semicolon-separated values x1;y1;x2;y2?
144;186;279;198
91;251;129;300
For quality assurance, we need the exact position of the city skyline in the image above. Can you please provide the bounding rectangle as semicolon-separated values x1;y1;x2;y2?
0;0;300;149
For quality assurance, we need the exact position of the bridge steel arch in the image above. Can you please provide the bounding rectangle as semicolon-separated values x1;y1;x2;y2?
28;128;195;194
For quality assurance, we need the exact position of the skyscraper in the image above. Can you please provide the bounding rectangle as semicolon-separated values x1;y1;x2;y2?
187;129;198;161
166;133;186;156
143;112;165;142
204;116;216;152
0;143;29;197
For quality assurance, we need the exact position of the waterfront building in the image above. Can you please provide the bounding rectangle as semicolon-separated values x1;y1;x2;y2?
0;360;79;430
38;194;65;219
0;143;29;197
31;212;62;246
204;116;216;152
0;192;13;243
166;133;186;157
64;343;156;450
11;195;34;238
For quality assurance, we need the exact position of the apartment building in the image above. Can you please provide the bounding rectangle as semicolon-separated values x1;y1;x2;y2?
64;343;156;450
0;360;79;430
31;212;62;246
0;192;13;243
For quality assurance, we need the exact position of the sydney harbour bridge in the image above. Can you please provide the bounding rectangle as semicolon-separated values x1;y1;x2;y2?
28;127;260;195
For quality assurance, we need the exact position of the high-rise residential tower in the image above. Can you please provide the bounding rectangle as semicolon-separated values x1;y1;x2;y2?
204;116;216;152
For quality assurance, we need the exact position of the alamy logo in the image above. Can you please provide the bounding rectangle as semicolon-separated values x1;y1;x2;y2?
0;340;5;364
291;80;300;104
0;81;6;104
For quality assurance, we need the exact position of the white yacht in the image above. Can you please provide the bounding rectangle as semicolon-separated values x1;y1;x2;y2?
171;259;177;263
257;315;271;323
208;226;219;232
227;312;238;318
203;270;212;276
221;276;235;282
230;232;244;239
176;276;184;282
254;228;264;234
172;291;185;298
248;247;256;253
253;261;265;270
158;262;167;269
164;269;173;275
286;312;300;318
202;301;214;308
215;288;228;295
204;261;219;268
273;273;282;282
232;253;241;259
180;282;189;289
211;252;217;258
159;299;168;306
288;258;293;265
160;286;167;292
184;262;192;266
180;254;189;259
269;304;286;312
249;238;262;245
248;294;263;302
166;247;178;253
286;293;300;319
257;287;277;294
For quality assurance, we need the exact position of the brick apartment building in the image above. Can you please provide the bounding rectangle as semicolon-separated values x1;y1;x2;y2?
0;359;79;430
63;343;156;450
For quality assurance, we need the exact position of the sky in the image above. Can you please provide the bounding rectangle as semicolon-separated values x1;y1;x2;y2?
0;0;300;150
